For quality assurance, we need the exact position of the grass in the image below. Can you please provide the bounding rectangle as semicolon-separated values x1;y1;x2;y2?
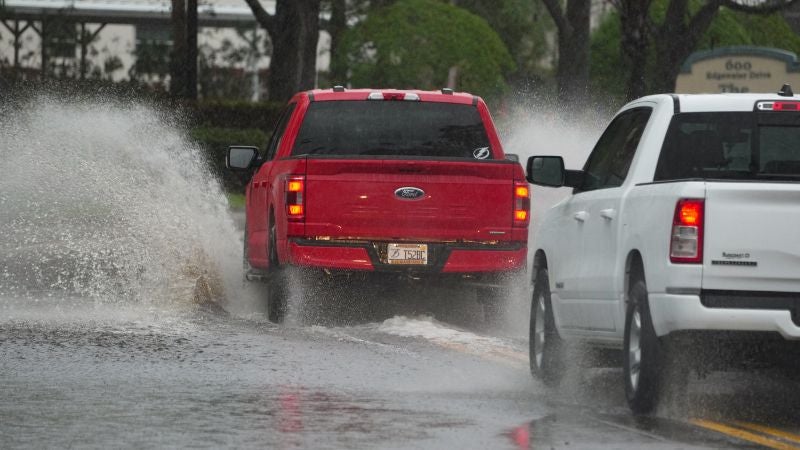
226;192;246;210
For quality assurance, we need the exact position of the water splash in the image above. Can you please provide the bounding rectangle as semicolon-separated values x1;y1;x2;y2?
0;95;243;314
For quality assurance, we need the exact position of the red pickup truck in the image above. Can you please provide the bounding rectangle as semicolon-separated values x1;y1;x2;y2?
227;88;529;323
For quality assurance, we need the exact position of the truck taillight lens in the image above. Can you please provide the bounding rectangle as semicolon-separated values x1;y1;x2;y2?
286;176;305;221
513;182;530;226
670;198;704;264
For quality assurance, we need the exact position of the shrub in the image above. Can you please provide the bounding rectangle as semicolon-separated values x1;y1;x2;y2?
191;126;268;191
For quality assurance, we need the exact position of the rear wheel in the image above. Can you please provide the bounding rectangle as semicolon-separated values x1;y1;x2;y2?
266;217;287;323
529;267;563;385
624;280;664;414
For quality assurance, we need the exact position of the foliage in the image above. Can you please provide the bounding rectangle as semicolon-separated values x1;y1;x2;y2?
454;0;554;87
590;2;800;102
336;0;515;100
194;99;285;132
190;126;268;191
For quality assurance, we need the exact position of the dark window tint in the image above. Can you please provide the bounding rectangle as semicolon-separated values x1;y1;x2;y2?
655;112;800;181
579;108;652;192
265;103;296;161
292;101;491;159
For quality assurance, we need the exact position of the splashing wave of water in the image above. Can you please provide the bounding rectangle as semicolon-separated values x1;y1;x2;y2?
0;96;243;312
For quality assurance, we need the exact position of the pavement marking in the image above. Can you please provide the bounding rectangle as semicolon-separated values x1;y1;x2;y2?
691;419;800;450
733;421;800;445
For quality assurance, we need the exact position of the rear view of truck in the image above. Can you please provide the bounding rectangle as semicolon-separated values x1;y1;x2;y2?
227;88;529;323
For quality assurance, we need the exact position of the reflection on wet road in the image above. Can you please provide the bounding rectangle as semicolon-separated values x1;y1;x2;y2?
2;292;800;449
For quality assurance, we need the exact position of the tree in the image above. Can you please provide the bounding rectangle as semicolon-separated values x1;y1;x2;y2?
243;0;321;101
541;0;591;101
336;0;515;100
591;1;800;101
455;0;553;93
170;0;187;97
610;0;800;100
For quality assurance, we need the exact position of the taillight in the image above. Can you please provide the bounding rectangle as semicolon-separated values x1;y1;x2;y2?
670;198;704;264
285;175;305;221
513;182;530;226
756;101;800;111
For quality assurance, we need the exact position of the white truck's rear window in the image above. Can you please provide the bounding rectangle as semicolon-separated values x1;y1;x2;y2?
655;112;800;181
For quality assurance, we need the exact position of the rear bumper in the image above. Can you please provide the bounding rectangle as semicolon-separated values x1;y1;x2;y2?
649;291;800;340
286;238;526;274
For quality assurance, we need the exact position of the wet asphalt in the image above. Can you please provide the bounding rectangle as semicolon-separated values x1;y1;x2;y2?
2;290;800;450
0;211;798;449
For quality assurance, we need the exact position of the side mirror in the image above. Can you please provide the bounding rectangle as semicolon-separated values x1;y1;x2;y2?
226;146;260;171
526;156;565;187
505;153;520;162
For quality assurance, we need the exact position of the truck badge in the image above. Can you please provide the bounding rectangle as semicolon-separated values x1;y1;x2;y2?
394;187;425;200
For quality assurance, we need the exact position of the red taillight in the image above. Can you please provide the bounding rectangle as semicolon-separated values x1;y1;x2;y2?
513;182;530;226
772;101;800;111
756;101;800;111
285;175;305;221
670;198;704;264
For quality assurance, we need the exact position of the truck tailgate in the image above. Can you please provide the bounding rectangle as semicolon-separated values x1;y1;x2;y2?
303;158;517;241
704;183;800;292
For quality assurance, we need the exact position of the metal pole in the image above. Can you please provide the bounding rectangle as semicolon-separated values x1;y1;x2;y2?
13;20;19;79
40;17;47;79
80;22;86;80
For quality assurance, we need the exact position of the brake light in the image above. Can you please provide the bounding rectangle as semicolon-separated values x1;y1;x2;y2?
513;182;530;226
367;92;421;101
670;198;704;264
285;175;305;221
756;101;800;111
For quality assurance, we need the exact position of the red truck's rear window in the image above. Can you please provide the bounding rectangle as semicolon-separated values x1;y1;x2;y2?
291;101;492;159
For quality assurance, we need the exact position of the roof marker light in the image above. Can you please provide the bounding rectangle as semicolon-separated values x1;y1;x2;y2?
367;92;383;100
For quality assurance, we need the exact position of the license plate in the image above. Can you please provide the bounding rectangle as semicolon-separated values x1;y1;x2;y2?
387;243;428;265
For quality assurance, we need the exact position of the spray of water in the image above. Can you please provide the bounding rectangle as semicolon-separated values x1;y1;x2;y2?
0;95;247;318
488;99;611;337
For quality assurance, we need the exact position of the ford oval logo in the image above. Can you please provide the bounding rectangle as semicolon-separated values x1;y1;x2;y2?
394;187;425;200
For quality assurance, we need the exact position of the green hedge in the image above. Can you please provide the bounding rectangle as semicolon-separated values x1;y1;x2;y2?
191;126;268;192
194;100;285;133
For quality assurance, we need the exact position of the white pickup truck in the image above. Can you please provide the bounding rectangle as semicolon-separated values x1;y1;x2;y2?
525;87;800;413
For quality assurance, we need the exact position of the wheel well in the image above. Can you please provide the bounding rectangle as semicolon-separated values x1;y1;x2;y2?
625;251;645;301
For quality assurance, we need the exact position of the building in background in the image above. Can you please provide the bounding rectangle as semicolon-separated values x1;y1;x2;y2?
0;0;331;99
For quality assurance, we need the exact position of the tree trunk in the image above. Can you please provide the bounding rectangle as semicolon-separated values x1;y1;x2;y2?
186;0;198;100
617;0;652;101
268;0;321;101
651;0;719;94
543;0;591;102
170;0;186;97
327;0;347;84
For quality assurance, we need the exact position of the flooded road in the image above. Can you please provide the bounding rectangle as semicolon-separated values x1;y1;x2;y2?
2;97;800;449
3;293;800;449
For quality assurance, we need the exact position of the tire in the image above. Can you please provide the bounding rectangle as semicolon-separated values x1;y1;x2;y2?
266;216;287;324
529;267;563;386
623;279;665;414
